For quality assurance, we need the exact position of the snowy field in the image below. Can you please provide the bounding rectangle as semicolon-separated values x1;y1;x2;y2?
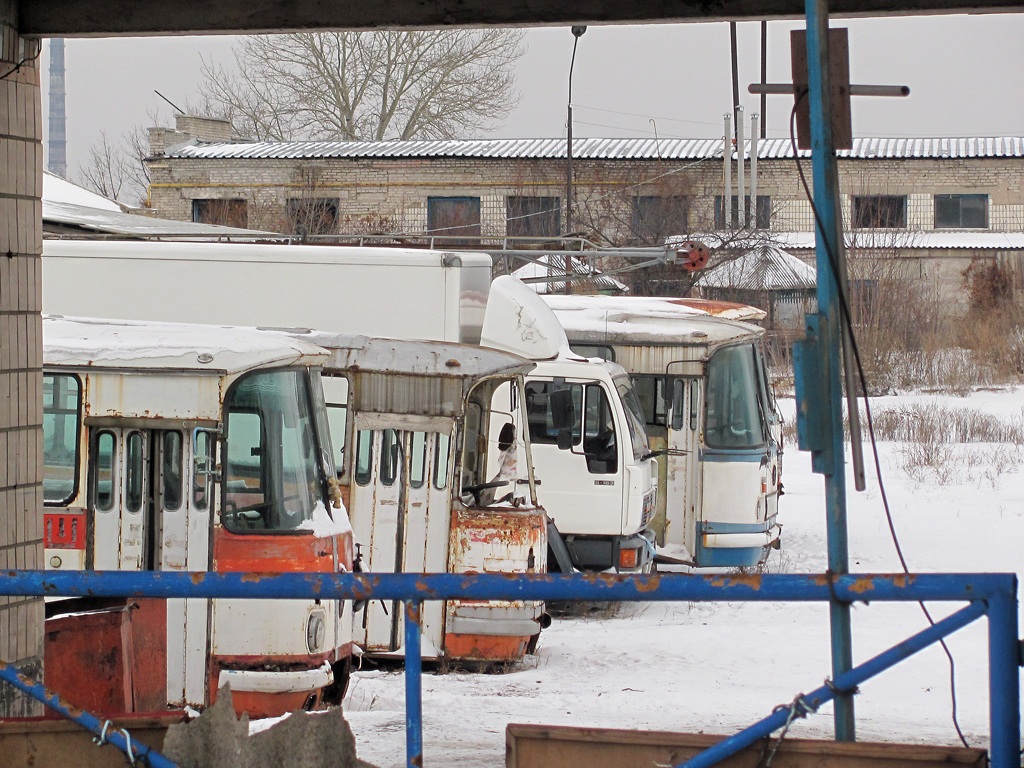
336;389;1024;768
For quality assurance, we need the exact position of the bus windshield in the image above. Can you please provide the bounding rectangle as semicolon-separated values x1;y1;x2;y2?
223;369;327;532
705;344;767;450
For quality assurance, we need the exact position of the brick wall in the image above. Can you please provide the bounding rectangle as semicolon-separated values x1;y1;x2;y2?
0;0;44;717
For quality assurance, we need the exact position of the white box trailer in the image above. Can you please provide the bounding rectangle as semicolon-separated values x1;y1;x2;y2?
43;240;658;573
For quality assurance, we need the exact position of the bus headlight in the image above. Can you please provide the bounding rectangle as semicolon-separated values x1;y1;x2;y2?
307;610;326;653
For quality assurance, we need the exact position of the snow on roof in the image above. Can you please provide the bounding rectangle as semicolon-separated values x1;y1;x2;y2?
44;315;329;374
697;244;817;291
43;172;122;212
164;136;1024;162
770;230;1024;251
512;256;628;295
549;298;763;347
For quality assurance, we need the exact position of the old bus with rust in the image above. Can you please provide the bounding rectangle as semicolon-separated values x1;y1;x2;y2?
41;316;354;717
42;241;659;574
296;332;549;662
543;295;783;568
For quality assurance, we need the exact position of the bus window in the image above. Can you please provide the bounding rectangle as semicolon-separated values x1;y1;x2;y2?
355;430;373;486
193;430;213;510
125;432;145;514
162;431;183;511
409;432;427;489
43;373;81;505
321;374;349;475
223;369;324;532
93;431;116;512
433;433;451;490
632;375;667;428
706;345;766;449
381;429;399;486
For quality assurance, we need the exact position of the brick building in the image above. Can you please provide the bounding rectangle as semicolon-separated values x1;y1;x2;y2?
145;115;1024;313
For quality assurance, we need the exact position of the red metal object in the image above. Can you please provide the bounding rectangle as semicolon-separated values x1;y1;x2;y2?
44;598;167;714
444;633;531;662
675;241;711;272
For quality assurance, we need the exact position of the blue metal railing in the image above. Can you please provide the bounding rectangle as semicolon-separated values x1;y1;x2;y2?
0;570;1018;768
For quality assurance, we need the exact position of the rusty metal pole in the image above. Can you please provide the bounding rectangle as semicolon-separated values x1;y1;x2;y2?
803;0;855;741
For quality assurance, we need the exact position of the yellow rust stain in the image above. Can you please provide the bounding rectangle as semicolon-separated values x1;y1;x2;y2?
708;574;764;589
190;573;206;585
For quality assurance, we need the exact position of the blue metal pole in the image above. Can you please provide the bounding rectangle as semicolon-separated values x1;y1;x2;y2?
986;585;1020;768
404;600;424;768
803;0;854;741
0;570;1014;603
0;661;178;768
677;601;987;768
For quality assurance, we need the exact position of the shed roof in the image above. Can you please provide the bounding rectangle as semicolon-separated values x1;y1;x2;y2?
697;244;817;291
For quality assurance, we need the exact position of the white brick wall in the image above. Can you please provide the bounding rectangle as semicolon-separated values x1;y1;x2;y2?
0;0;44;716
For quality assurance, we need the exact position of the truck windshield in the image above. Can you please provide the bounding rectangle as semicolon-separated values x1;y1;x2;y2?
705;345;767;450
614;375;652;462
223;369;327;532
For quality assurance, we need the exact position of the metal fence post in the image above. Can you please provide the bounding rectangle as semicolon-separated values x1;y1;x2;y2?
405;600;424;768
986;585;1020;768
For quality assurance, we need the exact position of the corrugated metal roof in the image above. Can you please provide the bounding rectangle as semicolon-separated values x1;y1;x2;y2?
698;244;817;291
771;230;1024;250
512;255;628;295
164;136;1024;161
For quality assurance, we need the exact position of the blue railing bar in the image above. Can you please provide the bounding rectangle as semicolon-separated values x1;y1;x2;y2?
405;601;424;768
0;661;178;768
986;588;1021;767
678;600;989;768
4;570;1015;603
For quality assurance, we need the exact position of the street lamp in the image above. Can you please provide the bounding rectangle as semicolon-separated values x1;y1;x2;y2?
565;24;586;294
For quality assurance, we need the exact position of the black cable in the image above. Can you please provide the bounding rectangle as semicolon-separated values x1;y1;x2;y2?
0;44;42;81
787;91;970;748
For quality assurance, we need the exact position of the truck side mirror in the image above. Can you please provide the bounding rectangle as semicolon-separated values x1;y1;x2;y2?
556;428;574;451
548;388;576;430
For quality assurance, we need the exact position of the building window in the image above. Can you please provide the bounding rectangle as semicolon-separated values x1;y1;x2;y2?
506;196;561;239
286;197;340;236
934;194;988;229
714;195;770;229
632;196;690;244
192;199;248;229
852;195;907;229
427;196;481;246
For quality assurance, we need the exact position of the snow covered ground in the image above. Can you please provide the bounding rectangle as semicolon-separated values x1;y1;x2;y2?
338;389;1024;768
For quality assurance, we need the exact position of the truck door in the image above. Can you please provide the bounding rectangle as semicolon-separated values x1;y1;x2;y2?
524;380;624;544
664;373;702;559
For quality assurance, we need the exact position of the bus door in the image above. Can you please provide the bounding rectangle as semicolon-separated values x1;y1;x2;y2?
87;424;211;708
664;363;702;559
350;422;451;654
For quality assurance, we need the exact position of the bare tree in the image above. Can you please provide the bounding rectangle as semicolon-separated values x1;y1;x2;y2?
199;30;525;142
77;125;152;207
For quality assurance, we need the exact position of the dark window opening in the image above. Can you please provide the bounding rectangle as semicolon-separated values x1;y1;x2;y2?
506;196;561;239
632;196;690;244
427;196;481;246
287;197;340;236
852;195;907;229
714;195;771;229
192;198;249;229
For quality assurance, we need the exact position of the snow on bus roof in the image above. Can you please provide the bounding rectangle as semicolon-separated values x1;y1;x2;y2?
543;295;765;346
43;315;329;373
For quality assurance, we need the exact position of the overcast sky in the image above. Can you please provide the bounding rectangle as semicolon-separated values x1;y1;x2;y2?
44;14;1024;185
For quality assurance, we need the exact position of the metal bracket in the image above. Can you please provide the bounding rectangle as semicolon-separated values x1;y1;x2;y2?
792;312;834;473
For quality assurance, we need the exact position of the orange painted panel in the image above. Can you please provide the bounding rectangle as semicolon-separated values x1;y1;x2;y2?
213;529;352;573
444;633;531;663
